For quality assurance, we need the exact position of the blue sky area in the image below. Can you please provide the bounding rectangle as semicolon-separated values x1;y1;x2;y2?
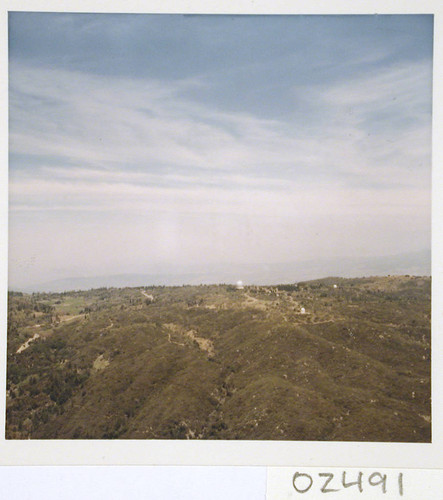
8;13;433;288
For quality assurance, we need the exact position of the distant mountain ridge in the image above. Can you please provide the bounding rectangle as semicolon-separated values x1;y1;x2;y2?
14;249;431;293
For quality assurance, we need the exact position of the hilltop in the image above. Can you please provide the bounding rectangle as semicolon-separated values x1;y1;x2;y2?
6;275;431;441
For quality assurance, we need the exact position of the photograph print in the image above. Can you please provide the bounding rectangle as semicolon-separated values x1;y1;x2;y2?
7;13;432;441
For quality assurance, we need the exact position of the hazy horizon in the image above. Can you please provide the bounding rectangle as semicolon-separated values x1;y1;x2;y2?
9;14;432;289
9;248;431;293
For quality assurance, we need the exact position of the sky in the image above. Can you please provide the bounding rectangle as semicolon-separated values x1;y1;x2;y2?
8;13;433;288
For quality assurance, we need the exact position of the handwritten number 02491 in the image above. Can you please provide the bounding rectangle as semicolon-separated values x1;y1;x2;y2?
292;471;404;495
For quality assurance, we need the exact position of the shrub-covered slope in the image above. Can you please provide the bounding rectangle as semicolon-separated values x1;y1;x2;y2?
6;275;431;441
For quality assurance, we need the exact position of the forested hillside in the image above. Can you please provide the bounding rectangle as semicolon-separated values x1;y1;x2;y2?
6;276;431;441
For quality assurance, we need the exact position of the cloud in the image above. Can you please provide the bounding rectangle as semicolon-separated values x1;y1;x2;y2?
10;59;431;213
8;55;431;286
292;59;432;182
11;59;431;175
12;56;430;161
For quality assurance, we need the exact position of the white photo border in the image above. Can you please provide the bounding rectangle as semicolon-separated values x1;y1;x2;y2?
0;0;441;468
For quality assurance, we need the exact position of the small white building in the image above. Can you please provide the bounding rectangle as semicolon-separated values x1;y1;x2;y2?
236;280;244;290
333;284;338;289
300;307;306;314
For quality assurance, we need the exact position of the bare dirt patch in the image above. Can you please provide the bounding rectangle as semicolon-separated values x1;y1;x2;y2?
185;329;215;357
93;354;110;371
59;314;84;323
164;323;215;357
16;333;40;354
242;293;269;311
141;290;154;301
